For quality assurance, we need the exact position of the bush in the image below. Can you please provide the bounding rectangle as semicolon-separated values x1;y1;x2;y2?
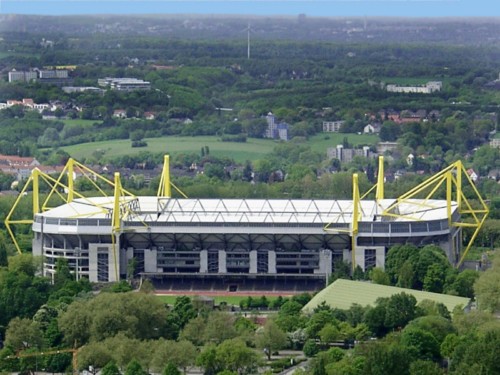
220;134;247;142
303;339;319;357
132;140;148;148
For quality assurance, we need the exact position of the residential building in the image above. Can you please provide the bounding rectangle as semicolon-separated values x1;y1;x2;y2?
62;86;104;94
264;112;277;139
377;142;399;154
263;112;289;141
113;109;127;119
0;155;42;181
327;145;376;163
467;168;479;183
323;120;345;133
39;70;68;79
98;77;151;91
363;123;382;134
490;137;500;148
8;70;38;83
386;81;442;94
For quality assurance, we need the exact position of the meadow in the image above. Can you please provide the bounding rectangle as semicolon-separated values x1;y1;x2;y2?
60;133;379;163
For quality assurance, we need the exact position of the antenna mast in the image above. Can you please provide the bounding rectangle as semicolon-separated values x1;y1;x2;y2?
247;23;251;59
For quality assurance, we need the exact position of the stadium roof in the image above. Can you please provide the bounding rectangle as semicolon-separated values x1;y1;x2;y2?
39;196;455;224
302;279;471;313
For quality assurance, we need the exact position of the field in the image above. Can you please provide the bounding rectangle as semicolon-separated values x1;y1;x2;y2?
60;119;101;127
59;133;379;163
60;136;277;163
379;77;451;85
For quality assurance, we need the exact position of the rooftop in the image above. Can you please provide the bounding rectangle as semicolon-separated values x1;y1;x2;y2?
302;279;471;313
37;196;456;224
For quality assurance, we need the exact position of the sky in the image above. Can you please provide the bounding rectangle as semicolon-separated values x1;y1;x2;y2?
0;0;498;17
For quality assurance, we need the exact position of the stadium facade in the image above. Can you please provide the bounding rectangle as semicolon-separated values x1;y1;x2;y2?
6;156;488;290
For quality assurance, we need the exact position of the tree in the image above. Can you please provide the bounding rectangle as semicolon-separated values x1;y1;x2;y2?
58;292;170;346
384;293;419;331
385;244;417;285
275;300;306;332
423;263;446;293
406;315;454;344
102;361;121;375
8;253;38;276
370;268;391;285
54;258;74;288
180;316;207;346
203;312;237;344
125;360;148;375
361;340;411;375
400;327;441;361
474;255;500;312
379;121;400;142
4;317;44;351
409;360;442;375
0;233;8;267
318;323;340;344
302;339;319;357
163;362;181;375
215;338;258;375
255;319;287;360
196;344;221;375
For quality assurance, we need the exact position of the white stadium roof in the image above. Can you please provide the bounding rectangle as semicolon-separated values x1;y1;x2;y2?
39;196;456;225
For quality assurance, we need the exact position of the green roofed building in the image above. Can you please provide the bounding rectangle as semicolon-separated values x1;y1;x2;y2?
302;279;471;313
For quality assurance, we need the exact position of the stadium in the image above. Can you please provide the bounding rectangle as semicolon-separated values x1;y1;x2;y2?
6;156;488;292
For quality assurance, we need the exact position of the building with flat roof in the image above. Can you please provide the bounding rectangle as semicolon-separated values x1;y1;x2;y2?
98;77;151;91
323;121;345;133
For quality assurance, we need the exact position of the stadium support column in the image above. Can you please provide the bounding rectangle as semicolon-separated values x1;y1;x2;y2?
351;173;360;272
376;156;384;201
158;155;172;198
67;158;74;203
315;250;332;282
200;250;208;273
32;168;40;215
268;251;277;273
249;250;258;274
144;248;158;273
218;250;227;273
111;172;121;282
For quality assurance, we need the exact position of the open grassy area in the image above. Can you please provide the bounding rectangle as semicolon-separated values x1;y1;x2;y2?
59;119;101;127
60;133;379;163
60;136;277;163
156;294;283;306
379;77;451;85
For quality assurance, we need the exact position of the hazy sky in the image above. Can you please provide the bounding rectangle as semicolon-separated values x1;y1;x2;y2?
1;0;497;17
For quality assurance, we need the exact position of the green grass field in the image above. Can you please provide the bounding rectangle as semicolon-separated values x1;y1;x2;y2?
0;51;40;59
59;119;101;127
60;136;277;163
156;294;283;305
380;77;454;85
60;133;379;163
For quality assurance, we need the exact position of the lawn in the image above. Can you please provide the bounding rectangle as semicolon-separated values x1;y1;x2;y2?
59;118;101;127
379;77;452;85
60;136;277;163
60;133;379;163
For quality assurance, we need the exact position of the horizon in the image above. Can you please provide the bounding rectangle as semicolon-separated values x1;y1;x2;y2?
1;0;498;18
